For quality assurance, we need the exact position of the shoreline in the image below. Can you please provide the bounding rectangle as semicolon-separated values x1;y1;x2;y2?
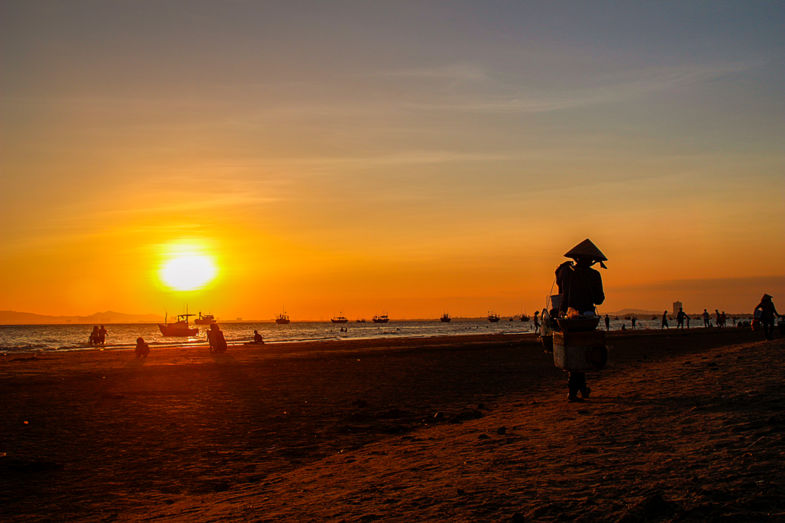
1;328;778;520
1;324;760;358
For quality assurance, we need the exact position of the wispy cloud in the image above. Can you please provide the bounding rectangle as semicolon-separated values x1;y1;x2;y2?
403;61;760;114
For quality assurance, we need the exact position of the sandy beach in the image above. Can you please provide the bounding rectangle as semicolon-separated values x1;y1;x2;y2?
2;328;783;521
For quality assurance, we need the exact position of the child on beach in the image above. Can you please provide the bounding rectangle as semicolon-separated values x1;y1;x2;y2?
88;326;100;346
135;337;150;359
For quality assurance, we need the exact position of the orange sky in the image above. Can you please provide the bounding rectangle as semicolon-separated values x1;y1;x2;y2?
1;2;783;319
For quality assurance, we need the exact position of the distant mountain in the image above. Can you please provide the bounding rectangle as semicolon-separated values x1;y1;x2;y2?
0;310;162;325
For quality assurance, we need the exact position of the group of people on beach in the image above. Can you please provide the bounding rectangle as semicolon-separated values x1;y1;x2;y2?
131;324;267;359
88;325;107;346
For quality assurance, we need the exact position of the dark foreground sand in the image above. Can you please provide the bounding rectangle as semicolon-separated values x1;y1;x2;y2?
1;329;783;521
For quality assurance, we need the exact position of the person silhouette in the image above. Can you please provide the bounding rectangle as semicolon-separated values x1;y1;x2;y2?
604;314;610;331
754;294;780;340
253;330;264;343
98;325;107;345
135;337;150;359
207;323;228;353
554;239;607;402
702;309;711;328
89;326;100;346
662;311;669;329
533;310;540;334
676;308;687;329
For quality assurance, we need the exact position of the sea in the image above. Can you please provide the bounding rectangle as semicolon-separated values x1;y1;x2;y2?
0;315;743;354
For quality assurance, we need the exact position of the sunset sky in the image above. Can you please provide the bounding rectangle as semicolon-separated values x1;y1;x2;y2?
1;1;783;319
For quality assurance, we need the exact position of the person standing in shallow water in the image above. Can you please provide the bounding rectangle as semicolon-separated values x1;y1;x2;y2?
89;326;99;346
662;310;669;329
703;309;711;328
533;310;540;334
604;314;610;331
754;294;780;340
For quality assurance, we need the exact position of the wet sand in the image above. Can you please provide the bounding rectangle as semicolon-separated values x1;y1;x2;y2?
1;328;782;520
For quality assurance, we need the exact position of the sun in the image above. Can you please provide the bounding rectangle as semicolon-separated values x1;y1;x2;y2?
159;251;217;291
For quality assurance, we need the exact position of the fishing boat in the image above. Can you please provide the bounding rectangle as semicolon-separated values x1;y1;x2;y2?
331;314;348;324
158;311;199;337
275;312;290;325
488;312;500;323
194;312;216;325
440;313;451;323
372;314;389;323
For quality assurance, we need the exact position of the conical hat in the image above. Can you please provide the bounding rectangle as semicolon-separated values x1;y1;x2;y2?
564;239;607;263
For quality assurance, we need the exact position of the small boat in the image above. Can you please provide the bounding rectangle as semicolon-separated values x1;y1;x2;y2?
194;312;217;325
372;314;389;323
158;311;199;337
440;313;451;323
275;312;290;325
488;312;500;323
356;319;366;323
331;315;348;324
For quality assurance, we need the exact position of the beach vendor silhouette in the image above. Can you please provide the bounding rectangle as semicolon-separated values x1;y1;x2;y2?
554;239;607;402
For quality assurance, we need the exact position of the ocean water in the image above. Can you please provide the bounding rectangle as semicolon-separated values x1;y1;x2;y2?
0;316;745;354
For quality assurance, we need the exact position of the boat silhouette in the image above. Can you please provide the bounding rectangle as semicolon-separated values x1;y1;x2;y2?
488;312;500;323
331;314;348;324
275;312;290;325
194;312;216;325
440;313;451;323
372;314;389;323
158;310;199;337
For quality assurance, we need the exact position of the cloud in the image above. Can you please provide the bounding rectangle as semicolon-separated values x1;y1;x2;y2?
402;61;760;114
